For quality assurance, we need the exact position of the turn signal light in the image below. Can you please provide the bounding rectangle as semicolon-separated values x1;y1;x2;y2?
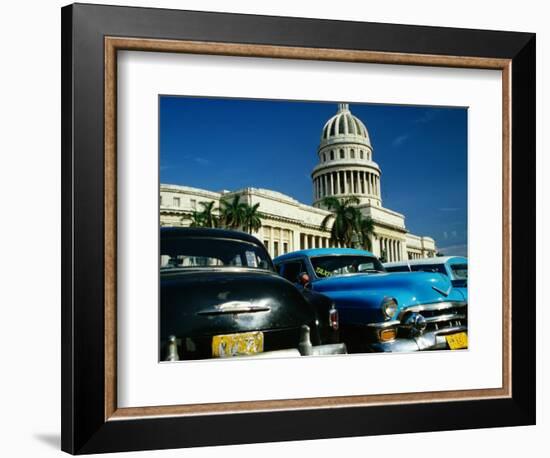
379;328;397;342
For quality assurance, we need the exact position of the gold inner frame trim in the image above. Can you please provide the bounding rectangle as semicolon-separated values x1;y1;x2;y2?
104;36;512;421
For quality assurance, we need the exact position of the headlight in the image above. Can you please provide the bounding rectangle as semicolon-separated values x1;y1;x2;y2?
381;297;397;319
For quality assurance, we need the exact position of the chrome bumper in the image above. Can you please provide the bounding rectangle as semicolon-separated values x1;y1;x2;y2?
367;325;467;353
224;342;347;359
307;342;347;356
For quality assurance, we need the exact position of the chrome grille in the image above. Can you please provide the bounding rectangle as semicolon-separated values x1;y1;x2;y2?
399;302;467;333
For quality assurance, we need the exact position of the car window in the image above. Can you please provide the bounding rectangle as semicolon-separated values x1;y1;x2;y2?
385;265;411;272
311;255;384;278
410;264;447;275
280;260;306;282
161;236;274;271
450;263;468;280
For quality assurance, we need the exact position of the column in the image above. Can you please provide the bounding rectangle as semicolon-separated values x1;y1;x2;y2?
369;173;372;194
303;233;308;249
316;178;320;200
398;241;401;261
336;171;340;195
343;171;348;194
330;173;335;195
313;178;317;200
323;174;327;199
269;227;274;257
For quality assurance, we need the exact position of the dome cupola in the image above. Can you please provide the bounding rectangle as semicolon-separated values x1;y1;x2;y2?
320;103;371;147
312;103;382;208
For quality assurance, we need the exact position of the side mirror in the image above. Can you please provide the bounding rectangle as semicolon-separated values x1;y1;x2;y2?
297;272;311;288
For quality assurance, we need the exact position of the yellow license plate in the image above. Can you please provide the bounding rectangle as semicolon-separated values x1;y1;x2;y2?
445;332;468;350
212;331;264;357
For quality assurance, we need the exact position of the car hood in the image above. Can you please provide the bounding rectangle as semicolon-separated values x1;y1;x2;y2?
312;271;463;309
160;269;315;340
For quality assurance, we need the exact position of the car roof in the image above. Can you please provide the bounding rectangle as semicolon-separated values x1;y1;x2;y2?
160;227;262;245
384;256;467;268
274;247;375;263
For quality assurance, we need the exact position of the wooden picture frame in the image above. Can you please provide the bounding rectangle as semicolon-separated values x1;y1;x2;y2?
61;3;535;454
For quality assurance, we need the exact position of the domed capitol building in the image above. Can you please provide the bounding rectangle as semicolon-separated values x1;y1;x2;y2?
160;103;436;261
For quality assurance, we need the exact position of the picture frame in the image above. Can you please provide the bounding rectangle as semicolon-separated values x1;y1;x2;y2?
61;3;536;454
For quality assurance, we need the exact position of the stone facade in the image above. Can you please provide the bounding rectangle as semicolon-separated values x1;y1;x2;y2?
160;103;437;261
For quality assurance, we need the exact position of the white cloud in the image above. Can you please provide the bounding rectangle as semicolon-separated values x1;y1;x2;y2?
391;134;410;147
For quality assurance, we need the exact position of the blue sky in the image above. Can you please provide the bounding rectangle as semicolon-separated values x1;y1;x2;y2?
160;96;467;256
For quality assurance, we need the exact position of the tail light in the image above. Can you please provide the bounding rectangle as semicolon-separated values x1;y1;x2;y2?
329;307;339;331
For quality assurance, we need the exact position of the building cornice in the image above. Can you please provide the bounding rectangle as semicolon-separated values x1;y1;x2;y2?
318;136;373;151
311;161;381;177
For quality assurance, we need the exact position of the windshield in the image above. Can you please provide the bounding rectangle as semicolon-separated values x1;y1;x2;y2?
311;255;385;278
160;236;274;271
410;264;447;275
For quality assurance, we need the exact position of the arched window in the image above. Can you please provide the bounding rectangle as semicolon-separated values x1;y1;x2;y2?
350;149;355;159
329;120;336;137
339;116;346;134
340;149;345;159
360;150;364;159
322;153;326;162
330;150;334;160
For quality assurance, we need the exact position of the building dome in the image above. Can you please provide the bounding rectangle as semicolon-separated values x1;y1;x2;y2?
321;103;371;146
312;103;381;209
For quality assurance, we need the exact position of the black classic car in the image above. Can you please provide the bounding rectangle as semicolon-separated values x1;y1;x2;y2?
160;227;346;361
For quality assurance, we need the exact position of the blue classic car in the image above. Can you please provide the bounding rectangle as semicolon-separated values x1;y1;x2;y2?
274;248;467;353
384;256;468;301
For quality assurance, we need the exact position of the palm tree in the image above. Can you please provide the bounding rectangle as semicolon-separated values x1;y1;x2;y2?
184;210;204;227
219;195;247;230
243;202;263;234
320;196;362;247
197;201;218;228
356;214;375;251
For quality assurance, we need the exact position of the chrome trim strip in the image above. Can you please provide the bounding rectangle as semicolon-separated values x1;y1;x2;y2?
398;301;467;320
161;266;274;274
424;313;466;324
197;305;271;316
366;320;400;329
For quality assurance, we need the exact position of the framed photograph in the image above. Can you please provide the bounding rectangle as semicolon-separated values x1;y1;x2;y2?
61;3;536;454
